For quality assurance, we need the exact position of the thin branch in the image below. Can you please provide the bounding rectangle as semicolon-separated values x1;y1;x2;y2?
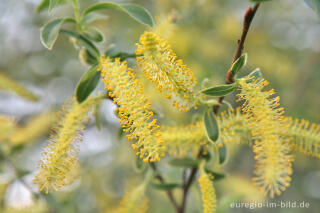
150;162;180;212
213;3;260;114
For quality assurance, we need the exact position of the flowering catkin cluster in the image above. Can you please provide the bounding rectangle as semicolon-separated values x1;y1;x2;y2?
34;97;99;193
237;77;293;198
135;31;198;112
198;163;216;213
99;56;165;162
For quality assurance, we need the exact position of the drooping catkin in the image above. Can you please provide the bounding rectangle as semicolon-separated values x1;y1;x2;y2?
198;163;216;213
34;97;100;193
114;184;149;213
135;31;198;112
284;117;320;158
99;56;165;162
0;72;39;101
237;77;293;198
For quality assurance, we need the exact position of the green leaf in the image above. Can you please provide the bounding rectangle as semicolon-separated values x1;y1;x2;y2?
83;28;104;43
60;29;100;58
168;157;199;168
41;18;75;50
36;0;67;13
201;83;237;97
231;53;247;76
82;2;154;27
151;182;181;190
82;13;108;25
250;0;272;2
49;0;60;13
203;108;219;142
75;65;100;103
135;155;145;171
247;68;263;83
304;0;320;18
204;169;225;181
218;144;228;165
79;48;98;65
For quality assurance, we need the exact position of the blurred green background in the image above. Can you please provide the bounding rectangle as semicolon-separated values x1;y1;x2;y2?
0;0;319;212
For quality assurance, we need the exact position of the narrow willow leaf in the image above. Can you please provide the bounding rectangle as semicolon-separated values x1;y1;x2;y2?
204;169;225;181
201;83;237;97
247;68;263;83
218;144;228;165
41;18;75;50
231;53;247;76
151;182;180;190
82;2;154;27
36;0;67;13
168;157;199;168
75;65;100;103
49;0;60;13
304;0;320;18
82;13;108;25
83;28;104;43
60;29;100;58
203;108;219;142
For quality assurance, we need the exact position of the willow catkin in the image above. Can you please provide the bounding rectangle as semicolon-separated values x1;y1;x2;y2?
198;163;216;213
237;77;293;198
136;31;198;112
34;97;100;193
99;56;165;162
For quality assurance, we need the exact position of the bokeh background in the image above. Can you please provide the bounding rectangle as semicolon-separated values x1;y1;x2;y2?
0;0;319;212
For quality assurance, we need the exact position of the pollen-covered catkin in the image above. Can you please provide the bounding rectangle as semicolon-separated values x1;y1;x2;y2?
198;163;216;213
136;31;197;112
237;77;293;198
99;56;165;162
34;97;100;193
284;117;320;158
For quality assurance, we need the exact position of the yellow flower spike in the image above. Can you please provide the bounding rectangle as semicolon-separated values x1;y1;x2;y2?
198;162;216;213
10;111;56;145
0;116;17;142
135;31;198;112
33;97;101;193
284;117;320;158
237;77;293;198
0;72;39;101
113;184;149;213
99;56;165;162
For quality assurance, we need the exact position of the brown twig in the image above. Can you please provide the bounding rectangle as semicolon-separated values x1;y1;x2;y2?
150;162;180;212
176;3;260;213
213;3;260;114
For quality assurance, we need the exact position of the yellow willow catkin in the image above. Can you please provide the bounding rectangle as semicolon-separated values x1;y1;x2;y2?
135;31;198;112
113;184;149;213
34;97;100;193
10;111;56;145
0;116;16;142
161;122;208;157
99;57;165;162
0;72;39;101
284;117;320;158
198;163;216;213
237;77;293;198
